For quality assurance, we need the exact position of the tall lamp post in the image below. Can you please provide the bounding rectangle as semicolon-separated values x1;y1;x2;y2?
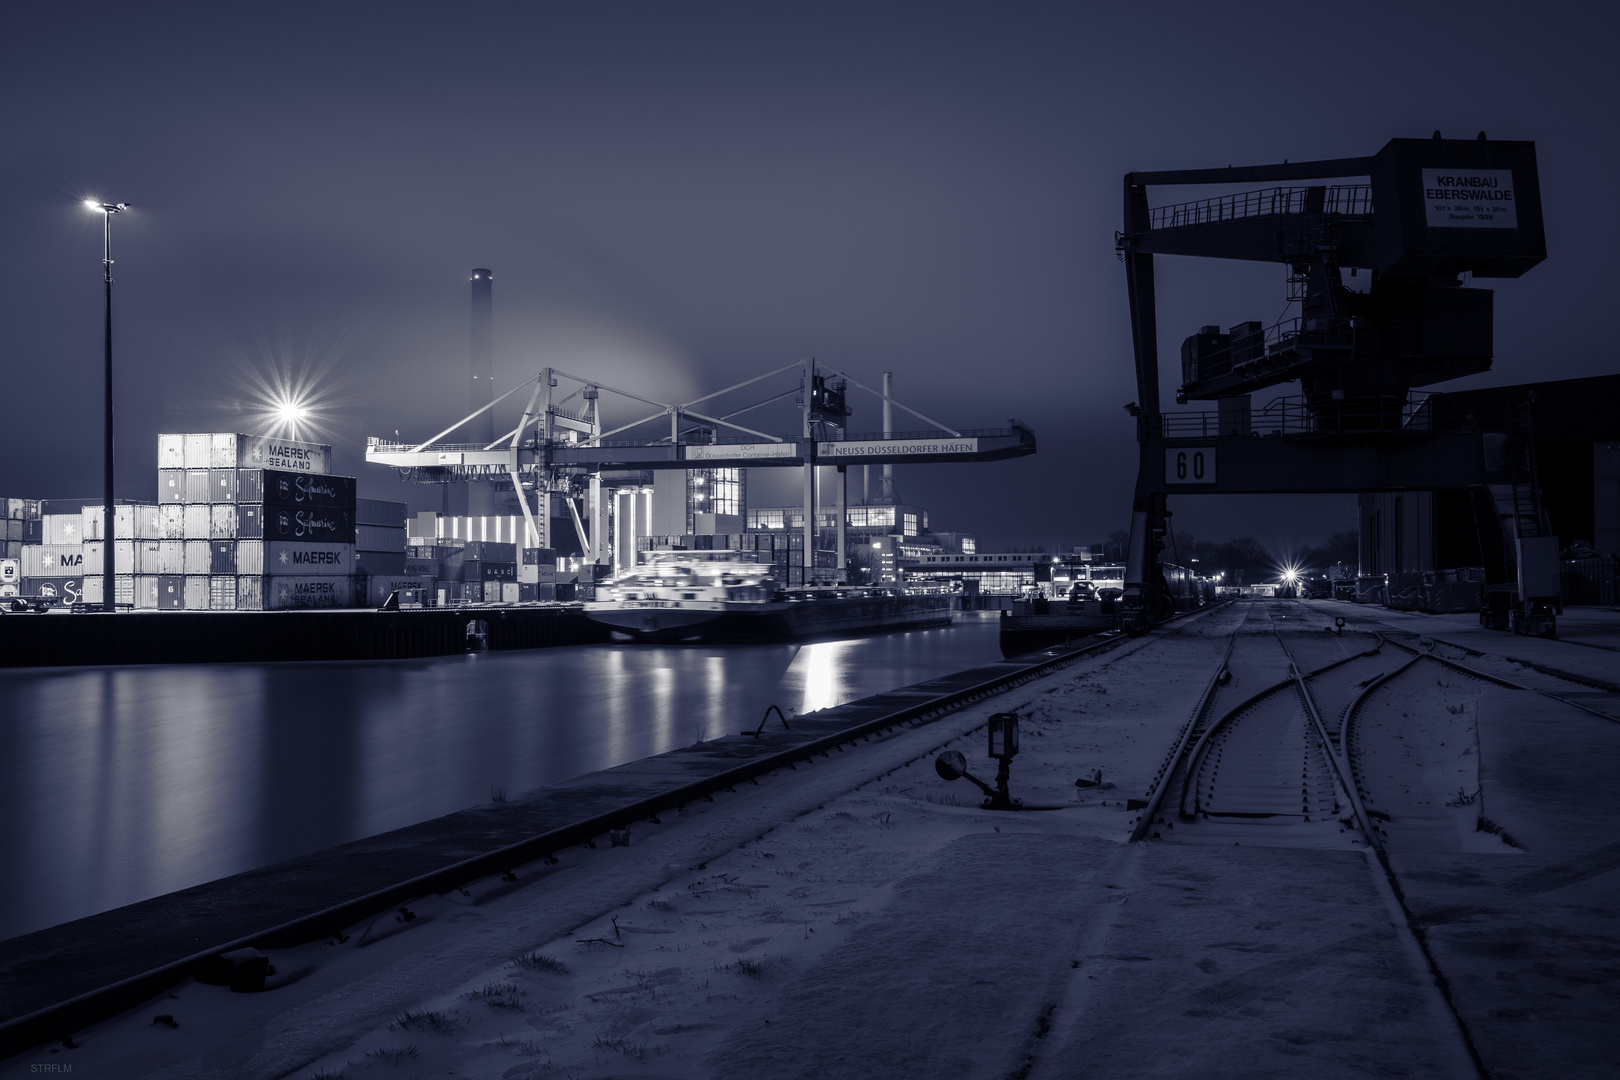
85;199;128;612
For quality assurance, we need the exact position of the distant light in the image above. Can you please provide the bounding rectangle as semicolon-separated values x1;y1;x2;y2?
275;400;308;424
84;199;100;210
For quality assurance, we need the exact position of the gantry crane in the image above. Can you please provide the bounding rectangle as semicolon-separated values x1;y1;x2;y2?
1117;134;1547;631
366;359;1035;580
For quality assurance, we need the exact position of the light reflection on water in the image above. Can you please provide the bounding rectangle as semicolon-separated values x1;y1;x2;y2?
0;617;1002;942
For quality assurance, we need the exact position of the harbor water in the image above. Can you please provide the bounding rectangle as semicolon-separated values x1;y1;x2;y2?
0;615;1003;943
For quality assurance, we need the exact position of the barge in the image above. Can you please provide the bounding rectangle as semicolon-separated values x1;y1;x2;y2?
585;553;956;642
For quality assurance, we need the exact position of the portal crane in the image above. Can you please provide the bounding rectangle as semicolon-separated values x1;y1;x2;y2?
1117;134;1548;632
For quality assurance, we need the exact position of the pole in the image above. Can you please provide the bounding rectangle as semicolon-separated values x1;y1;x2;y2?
101;209;115;612
802;360;814;586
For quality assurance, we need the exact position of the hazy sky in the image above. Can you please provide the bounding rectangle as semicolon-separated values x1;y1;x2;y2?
2;2;1615;551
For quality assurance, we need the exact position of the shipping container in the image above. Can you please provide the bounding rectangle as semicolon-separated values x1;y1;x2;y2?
209;468;239;503
237;503;265;539
466;540;517;562
237;575;264;611
355;550;406;576
116;575;135;606
0;542;16;561
501;582;521;604
22;520;41;543
158;469;186;504
22;544;90;577
264;541;354;575
184;433;213;469
17;576;86;604
356;524;405;552
242;469;356;508
228;434;332;474
132;540;166;575
112;540;133;575
151;575;181;609
81;575;104;605
210;504;238;539
4;519;20;542
458;560;516;582
184;539;211;575
185;469;212;503
237;539;264;575
184;505;212;539
158;433;185;469
210;540;237;574
263;575;356;609
404;558;438;575
133;575;161;609
263;506;355;544
43;514;82;545
355;498;407;528
159;539;184;575
184;575;209;610
210;432;237;468
82;504;162;540
365;574;436;606
209;575;237;610
483;581;503;602
159;504;185;538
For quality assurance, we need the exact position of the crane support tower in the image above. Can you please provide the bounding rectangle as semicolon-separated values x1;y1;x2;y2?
1117;133;1547;632
366;359;1034;581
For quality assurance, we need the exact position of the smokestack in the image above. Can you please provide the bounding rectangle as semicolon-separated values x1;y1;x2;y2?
470;269;494;446
879;370;897;503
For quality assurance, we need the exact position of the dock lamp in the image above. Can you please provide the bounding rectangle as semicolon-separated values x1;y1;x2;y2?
85;199;129;613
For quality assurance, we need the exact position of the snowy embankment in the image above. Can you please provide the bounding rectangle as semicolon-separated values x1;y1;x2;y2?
8;603;1532;1079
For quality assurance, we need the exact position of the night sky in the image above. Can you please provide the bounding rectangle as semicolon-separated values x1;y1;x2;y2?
2;3;1615;553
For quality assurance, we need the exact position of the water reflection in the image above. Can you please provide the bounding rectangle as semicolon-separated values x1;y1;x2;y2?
0;617;1001;941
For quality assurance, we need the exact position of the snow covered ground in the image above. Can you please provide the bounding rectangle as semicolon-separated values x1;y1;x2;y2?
5;600;1614;1079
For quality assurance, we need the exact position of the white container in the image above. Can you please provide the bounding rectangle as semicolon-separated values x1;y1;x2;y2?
132;540;166;575
232;434;331;474
158;469;185;504
211;432;238;468
209;575;237;610
237;575;263;610
43;514;83;545
81;504;161;540
183;505;211;539
81;541;105;575
184;575;209;610
183;434;212;469
113;540;134;575
81;575;104;605
158;433;185;469
184;540;211;574
237;540;264;575
21;544;91;577
502;582;521;604
160;504;185;539
210;504;238;539
134;575;162;609
159;539;185;575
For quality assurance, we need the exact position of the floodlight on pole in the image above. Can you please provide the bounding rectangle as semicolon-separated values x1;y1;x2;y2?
86;198;129;612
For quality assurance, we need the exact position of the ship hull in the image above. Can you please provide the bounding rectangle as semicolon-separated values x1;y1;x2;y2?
998;601;1119;657
586;592;956;642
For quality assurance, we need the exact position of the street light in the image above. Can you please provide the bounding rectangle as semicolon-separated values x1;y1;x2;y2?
85;199;129;612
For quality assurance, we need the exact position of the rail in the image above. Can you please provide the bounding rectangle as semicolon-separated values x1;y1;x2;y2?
1149;184;1373;230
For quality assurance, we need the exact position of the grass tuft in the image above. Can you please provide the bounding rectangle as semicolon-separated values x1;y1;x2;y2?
391;1009;457;1033
513;951;571;974
647;899;676;913
365;1045;418;1062
463;981;526;1010
592;1032;647;1060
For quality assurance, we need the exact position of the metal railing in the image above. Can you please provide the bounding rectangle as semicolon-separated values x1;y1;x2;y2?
1151;392;1435;439
1150;185;1373;230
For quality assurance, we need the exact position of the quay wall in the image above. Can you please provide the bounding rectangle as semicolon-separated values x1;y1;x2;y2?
0;606;611;667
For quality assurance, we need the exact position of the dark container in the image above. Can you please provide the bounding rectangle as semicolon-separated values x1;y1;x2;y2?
242;470;357;509
209;468;239;503
264;506;355;543
158;469;186;504
238;504;265;539
356;550;406;576
157;574;185;609
355;498;407;527
210;541;238;574
404;558;439;575
184;470;212;503
465;540;517;562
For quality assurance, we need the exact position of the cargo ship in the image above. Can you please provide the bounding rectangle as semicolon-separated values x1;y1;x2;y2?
585;553;956;642
998;584;1121;657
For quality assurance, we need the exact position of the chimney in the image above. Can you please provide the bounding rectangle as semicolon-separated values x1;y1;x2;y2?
470;269;494;446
